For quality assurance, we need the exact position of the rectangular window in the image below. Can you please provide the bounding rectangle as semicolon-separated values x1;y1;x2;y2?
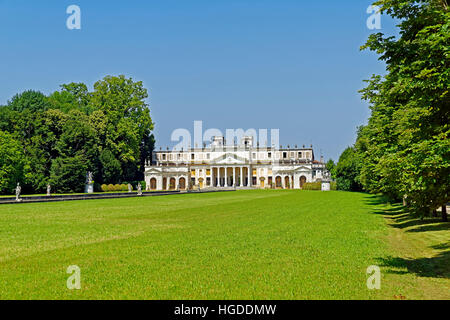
283;152;287;159
268;152;272;158
298;152;302;158
252;153;256;159
191;153;195;160
162;154;166;160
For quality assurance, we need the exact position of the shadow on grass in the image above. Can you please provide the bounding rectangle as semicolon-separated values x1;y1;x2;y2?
366;194;450;280
377;250;450;279
365;195;449;232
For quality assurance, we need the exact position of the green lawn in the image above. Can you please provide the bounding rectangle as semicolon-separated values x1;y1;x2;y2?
0;190;448;299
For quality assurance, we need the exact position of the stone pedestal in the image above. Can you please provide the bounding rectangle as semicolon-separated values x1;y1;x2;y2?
321;180;331;191
85;183;94;194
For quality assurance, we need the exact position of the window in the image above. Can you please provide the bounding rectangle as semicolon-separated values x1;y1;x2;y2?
298;152;302;158
268;152;272;158
283;152;287;159
162;154;166;160
252;153;256;159
191;153;195;160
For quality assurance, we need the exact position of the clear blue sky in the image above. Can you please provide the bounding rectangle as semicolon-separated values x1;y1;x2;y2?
0;0;397;161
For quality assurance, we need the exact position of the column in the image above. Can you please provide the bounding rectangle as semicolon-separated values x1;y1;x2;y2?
218;167;221;187
233;167;236;187
240;167;243;187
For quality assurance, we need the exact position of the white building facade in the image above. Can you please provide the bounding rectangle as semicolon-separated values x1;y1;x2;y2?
144;136;326;190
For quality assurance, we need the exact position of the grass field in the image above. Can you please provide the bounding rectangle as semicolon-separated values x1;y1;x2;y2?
0;190;448;299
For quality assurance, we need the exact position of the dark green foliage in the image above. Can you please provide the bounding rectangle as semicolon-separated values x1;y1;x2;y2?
350;0;449;219
100;149;122;184
49;155;87;193
326;159;336;179
0;130;29;194
0;75;154;194
8;90;50;113
335;147;363;192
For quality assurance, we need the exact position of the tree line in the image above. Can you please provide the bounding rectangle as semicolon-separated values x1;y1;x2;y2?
328;0;449;221
0;75;154;194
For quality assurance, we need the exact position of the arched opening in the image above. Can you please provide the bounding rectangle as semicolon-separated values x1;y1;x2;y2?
162;177;167;190
284;176;290;189
179;177;186;190
275;176;282;188
169;177;176;190
150;178;157;190
300;176;307;189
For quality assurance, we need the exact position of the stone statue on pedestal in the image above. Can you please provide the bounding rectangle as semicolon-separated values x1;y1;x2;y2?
85;171;94;193
15;183;22;202
128;183;132;192
137;183;142;196
86;171;93;184
46;184;51;196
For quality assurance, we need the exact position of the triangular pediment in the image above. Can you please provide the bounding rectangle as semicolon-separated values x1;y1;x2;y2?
294;166;311;172
211;153;248;165
145;167;162;173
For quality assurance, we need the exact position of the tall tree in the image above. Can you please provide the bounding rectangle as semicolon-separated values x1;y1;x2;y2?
0;131;29;194
358;0;449;219
90;75;154;181
335;147;363;192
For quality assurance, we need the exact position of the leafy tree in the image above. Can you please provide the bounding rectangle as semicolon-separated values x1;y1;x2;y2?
335;147;363;192
0;75;154;194
357;0;449;220
325;159;336;179
8;90;49;113
99;149;122;184
0;131;29;194
90;75;154;181
50;155;87;193
60;82;90;108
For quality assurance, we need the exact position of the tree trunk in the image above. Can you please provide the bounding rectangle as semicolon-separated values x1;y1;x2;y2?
432;209;437;218
442;205;448;222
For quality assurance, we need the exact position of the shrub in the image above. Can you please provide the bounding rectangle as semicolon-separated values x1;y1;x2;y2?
114;184;122;191
121;184;128;191
302;182;321;190
331;182;337;190
107;184;114;192
101;184;108;192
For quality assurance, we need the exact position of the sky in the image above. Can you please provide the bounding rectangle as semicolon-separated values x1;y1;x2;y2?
0;0;398;161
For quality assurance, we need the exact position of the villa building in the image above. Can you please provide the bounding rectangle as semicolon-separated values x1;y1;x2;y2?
144;136;326;190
